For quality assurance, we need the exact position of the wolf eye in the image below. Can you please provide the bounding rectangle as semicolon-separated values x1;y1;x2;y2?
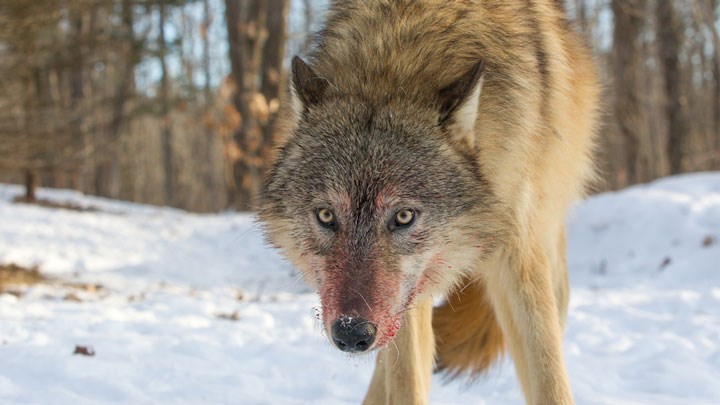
394;208;415;228
316;208;337;229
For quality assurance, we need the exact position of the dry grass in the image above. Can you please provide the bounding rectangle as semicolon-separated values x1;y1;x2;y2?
1;263;105;299
12;196;98;212
0;263;46;293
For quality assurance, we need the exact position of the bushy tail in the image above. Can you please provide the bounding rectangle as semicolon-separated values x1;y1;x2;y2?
433;277;504;379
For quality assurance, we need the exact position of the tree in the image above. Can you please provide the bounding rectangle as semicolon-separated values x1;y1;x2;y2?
225;0;289;211
611;0;648;186
159;0;176;204
260;0;289;144
657;0;690;174
94;0;140;198
710;0;720;165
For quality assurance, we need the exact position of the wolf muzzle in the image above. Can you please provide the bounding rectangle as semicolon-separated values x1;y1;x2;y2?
330;315;377;353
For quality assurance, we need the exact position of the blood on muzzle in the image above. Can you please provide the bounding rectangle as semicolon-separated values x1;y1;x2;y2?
330;315;377;353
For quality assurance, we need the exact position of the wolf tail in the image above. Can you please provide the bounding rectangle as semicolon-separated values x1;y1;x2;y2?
433;277;504;379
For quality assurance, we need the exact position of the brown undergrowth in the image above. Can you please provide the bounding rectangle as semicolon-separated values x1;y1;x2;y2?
0;263;104;299
12;196;98;212
0;263;46;293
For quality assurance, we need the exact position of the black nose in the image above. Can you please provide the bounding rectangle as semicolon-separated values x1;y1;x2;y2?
331;316;377;353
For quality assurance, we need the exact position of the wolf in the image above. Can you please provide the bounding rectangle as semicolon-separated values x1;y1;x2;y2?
259;0;599;403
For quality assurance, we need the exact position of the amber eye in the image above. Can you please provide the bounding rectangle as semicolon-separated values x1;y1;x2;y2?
394;208;415;227
316;208;337;229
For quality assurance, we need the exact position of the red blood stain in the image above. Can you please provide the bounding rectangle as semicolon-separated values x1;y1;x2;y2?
374;186;399;212
318;245;407;348
313;201;447;350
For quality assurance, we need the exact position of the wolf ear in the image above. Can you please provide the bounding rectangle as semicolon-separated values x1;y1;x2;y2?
437;61;485;145
291;56;328;114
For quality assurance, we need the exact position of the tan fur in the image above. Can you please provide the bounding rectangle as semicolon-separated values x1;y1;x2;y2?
334;3;595;403
365;295;435;405
263;1;600;404
433;277;505;378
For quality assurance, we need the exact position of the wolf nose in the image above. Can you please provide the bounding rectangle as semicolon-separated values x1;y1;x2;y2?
331;316;377;353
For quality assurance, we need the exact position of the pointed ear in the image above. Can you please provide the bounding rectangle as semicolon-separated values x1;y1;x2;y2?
291;56;329;114
437;61;485;137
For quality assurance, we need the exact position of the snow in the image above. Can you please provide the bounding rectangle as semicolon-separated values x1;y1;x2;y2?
1;173;719;404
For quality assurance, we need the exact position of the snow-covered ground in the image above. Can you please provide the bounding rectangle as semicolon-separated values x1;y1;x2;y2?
1;174;719;404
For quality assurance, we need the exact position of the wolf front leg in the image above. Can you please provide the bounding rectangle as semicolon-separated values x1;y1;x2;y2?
486;245;574;405
363;295;435;405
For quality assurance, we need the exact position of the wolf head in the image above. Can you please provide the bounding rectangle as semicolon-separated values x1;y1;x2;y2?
260;57;501;352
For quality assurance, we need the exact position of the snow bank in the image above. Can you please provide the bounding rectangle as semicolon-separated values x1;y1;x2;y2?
1;173;719;404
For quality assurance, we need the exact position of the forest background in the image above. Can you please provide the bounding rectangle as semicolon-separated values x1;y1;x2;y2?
1;0;717;212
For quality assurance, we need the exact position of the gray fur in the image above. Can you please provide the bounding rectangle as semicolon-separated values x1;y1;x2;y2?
261;94;499;262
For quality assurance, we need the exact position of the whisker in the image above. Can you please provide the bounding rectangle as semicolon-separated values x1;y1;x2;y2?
390;339;401;367
350;286;373;313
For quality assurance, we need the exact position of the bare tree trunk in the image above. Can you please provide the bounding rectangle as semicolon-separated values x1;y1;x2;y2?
202;0;213;102
96;0;135;198
611;0;647;186
35;65;54;186
657;0;690;174
302;0;314;53
202;0;220;209
159;0;175;205
225;0;268;211
711;0;720;166
68;8;85;191
575;0;588;35
24;171;37;202
261;0;289;143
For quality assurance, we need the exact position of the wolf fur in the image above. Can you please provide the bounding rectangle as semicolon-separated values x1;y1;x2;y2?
260;0;599;404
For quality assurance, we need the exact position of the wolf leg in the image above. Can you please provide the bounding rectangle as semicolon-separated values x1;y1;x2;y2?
485;244;573;405
363;295;434;405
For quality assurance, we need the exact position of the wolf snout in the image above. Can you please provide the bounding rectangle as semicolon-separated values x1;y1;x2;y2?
330;315;377;353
